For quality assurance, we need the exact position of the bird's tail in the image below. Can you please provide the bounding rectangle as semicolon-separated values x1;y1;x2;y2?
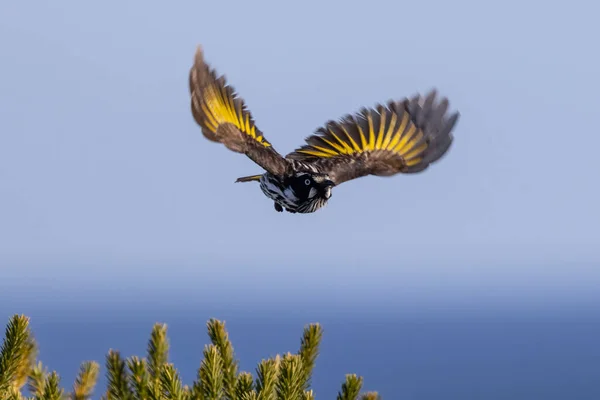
235;174;263;183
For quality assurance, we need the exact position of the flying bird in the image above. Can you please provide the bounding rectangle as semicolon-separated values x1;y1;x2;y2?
188;46;460;214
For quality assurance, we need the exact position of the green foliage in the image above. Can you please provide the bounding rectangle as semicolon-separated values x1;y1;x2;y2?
72;361;100;400
148;324;169;399
106;350;131;400
159;363;186;400
276;353;305;400
255;357;279;400
336;375;363;400
297;324;322;392
233;372;253;400
127;356;149;400
39;372;64;400
0;315;37;396
0;314;381;399
27;362;48;398
206;319;238;400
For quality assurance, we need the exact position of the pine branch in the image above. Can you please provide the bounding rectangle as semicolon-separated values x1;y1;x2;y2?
190;379;204;400
206;319;238;400
5;387;24;400
127;356;149;400
14;327;37;392
71;361;99;400
359;393;380;400
39;371;64;400
27;361;48;398
159;363;187;400
2;315;379;400
255;356;280;400
0;315;35;394
199;345;224;400
234;372;253;400
302;390;314;400
296;324;322;392
182;384;193;400
275;353;304;400
239;392;257;400
336;375;363;400
147;323;169;399
106;350;131;400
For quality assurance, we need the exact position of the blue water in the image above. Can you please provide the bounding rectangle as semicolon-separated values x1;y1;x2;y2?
4;306;599;399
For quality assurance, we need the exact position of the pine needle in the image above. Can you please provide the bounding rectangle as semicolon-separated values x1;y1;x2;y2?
255;356;280;400
148;324;169;378
145;323;168;398
27;361;48;398
159;363;186;400
297;324;322;391
5;387;24;400
199;345;224;400
0;315;35;394
71;361;99;400
240;391;258;400
40;371;64;400
359;392;380;400
234;372;254;399
190;378;204;400
206;319;238;400
13;327;37;392
302;390;315;400
276;353;305;400
105;350;131;400
336;374;363;400
127;356;149;400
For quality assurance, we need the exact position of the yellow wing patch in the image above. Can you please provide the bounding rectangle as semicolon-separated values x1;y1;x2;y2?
291;102;427;166
199;78;271;147
190;47;271;148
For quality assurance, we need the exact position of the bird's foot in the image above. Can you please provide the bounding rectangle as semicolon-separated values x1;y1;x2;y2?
274;202;283;212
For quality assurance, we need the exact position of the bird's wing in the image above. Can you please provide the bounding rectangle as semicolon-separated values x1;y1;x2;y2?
189;46;289;177
286;90;459;185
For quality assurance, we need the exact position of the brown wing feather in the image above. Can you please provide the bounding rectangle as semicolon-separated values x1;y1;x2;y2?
286;90;459;185
189;46;289;177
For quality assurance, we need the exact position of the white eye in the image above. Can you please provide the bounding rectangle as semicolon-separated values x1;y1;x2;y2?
304;179;311;185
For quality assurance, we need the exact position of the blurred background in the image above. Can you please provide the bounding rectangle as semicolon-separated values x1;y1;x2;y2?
1;0;599;398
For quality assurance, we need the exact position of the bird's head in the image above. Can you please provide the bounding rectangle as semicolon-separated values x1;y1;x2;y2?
288;173;335;212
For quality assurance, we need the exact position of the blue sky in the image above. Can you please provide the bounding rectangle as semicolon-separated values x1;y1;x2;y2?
1;0;599;315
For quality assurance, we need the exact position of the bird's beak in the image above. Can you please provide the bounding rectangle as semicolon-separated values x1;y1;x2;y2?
322;180;335;200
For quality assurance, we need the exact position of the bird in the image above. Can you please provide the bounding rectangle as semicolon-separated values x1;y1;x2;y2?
188;46;460;214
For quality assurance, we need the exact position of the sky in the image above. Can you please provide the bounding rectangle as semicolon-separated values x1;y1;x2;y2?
1;0;599;316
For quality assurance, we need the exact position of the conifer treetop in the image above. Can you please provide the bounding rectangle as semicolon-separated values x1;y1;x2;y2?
0;314;380;400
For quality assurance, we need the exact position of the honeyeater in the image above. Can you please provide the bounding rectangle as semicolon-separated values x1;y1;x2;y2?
189;46;460;214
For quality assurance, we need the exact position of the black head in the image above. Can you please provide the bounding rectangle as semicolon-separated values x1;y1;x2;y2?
286;173;335;213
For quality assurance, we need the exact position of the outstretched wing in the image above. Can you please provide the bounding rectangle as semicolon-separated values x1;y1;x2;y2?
189;46;289;177
286;90;459;185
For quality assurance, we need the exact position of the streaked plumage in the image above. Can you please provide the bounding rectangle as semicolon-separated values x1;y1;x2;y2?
188;46;460;214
